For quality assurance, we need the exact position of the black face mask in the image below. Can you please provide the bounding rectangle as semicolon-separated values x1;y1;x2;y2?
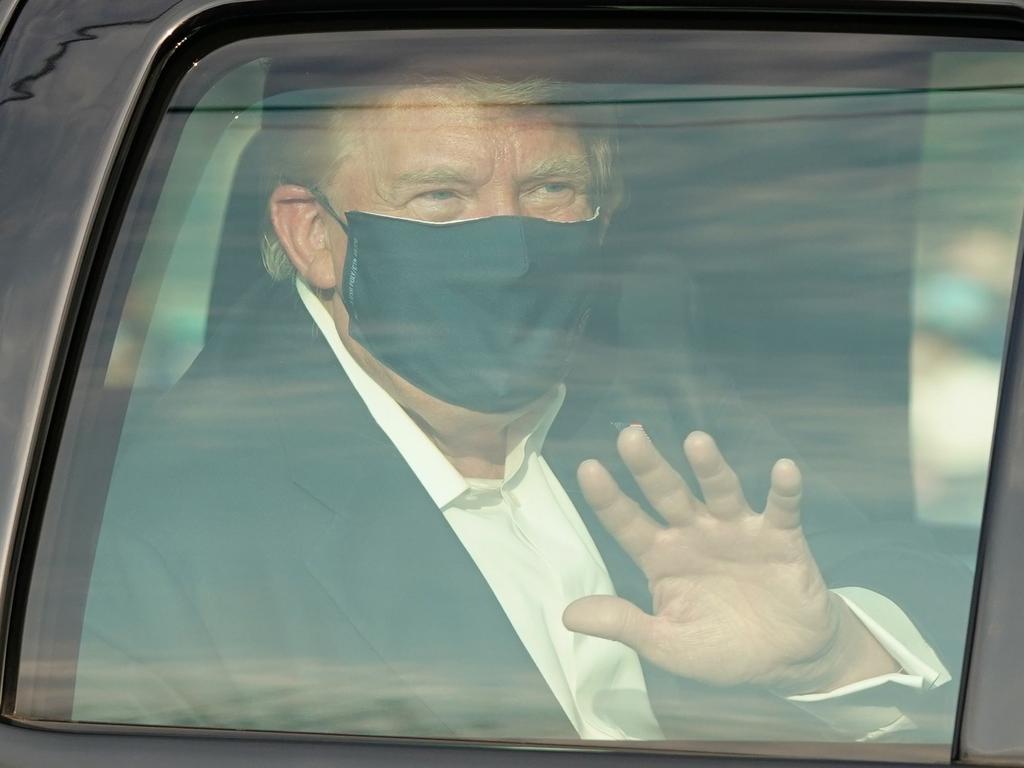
311;188;601;414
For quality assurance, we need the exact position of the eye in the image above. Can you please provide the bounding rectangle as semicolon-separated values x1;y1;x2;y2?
420;189;458;202
526;181;577;200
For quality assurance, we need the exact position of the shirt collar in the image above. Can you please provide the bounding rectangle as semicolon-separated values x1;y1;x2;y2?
296;278;565;508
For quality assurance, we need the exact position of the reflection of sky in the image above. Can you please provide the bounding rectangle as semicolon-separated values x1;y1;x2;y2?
605;75;1022;533
603;84;920;526
115;55;1024;536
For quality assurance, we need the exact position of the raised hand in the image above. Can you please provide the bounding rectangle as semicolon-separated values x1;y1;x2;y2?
563;427;898;694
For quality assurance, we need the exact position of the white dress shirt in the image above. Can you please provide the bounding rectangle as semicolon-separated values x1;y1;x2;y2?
296;279;950;740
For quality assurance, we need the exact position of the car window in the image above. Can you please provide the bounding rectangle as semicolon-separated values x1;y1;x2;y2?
13;27;1024;758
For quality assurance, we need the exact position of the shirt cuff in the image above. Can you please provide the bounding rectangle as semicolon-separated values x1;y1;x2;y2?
784;587;952;740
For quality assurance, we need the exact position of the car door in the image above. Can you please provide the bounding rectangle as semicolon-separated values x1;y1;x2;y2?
2;1;1024;765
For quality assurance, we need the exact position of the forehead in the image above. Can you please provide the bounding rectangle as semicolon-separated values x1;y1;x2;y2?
356;86;585;166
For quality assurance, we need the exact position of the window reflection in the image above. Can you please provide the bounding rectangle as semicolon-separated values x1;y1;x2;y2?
17;30;1024;757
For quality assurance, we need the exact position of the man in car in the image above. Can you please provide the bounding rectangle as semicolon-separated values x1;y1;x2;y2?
75;76;954;740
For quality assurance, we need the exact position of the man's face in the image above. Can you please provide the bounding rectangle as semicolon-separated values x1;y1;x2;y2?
276;87;597;438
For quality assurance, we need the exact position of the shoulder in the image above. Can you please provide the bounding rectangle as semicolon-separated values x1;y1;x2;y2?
102;279;356;537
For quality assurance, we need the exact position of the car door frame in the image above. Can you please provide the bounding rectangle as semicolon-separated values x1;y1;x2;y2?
2;0;1024;765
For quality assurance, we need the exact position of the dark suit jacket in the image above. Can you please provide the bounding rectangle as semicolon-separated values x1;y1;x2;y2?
73;280;969;742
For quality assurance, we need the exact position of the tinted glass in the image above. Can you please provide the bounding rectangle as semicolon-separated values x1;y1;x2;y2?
15;28;1024;758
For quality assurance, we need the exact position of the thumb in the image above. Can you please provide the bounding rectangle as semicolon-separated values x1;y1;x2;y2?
562;595;657;651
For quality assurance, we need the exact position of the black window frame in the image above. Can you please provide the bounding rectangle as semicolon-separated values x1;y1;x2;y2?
3;1;1024;765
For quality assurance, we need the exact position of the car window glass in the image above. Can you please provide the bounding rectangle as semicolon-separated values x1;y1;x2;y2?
14;28;1024;758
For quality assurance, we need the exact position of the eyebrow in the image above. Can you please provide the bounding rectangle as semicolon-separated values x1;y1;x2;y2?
393;166;475;189
521;156;592;185
390;156;593;191
524;156;589;180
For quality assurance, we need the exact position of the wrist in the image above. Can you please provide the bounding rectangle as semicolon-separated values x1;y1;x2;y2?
787;593;901;696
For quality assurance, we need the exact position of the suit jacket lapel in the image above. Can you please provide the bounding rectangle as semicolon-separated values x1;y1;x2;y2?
258;286;575;738
543;393;656;616
544;389;692;722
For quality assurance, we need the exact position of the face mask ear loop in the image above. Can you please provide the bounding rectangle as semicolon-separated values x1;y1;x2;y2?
309;185;349;234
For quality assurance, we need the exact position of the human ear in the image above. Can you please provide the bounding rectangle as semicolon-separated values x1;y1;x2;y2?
269;184;344;290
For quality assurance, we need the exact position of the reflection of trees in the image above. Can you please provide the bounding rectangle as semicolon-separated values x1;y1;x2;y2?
912;228;1015;527
59;654;954;746
68;657;567;736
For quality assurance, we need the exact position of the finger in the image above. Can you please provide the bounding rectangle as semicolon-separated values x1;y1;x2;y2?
762;458;803;529
682;431;750;520
617;425;697;525
563;594;659;653
577;459;661;561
